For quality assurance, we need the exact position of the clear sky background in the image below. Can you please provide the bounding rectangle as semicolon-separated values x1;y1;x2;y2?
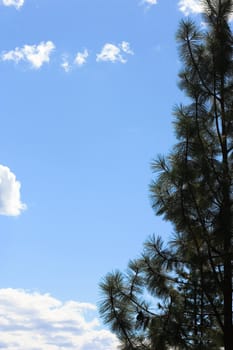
0;0;203;349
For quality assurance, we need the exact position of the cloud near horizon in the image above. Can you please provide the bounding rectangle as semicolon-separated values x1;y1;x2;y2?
1;0;24;9
0;288;119;350
1;41;55;69
0;165;26;216
96;41;134;64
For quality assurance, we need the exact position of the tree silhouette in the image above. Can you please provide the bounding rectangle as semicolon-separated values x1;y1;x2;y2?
99;1;233;349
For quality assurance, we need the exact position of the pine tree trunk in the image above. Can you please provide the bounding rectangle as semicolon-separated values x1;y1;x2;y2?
222;165;233;350
221;72;233;350
223;236;233;350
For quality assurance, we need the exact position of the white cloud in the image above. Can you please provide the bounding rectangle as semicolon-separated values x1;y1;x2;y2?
178;0;203;15
74;49;89;67
2;0;24;9
120;41;134;55
96;41;134;64
96;44;125;63
142;0;157;6
61;60;71;72
0;165;26;216
178;0;233;21
61;50;88;72
0;288;119;350
1;41;55;69
61;55;72;73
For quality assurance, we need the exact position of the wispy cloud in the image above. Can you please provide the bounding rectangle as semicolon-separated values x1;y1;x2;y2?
61;60;71;73
96;41;134;64
1;41;55;69
0;288;119;350
178;0;203;15
142;0;157;6
1;0;24;9
61;54;72;73
74;49;89;67
60;50;89;72
120;41;134;55
0;165;26;216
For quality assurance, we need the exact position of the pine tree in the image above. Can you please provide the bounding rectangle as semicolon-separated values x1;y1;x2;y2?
99;1;233;349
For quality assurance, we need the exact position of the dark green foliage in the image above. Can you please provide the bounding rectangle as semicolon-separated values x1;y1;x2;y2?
99;1;233;349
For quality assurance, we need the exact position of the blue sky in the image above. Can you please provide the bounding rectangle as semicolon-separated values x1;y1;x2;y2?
0;0;203;349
